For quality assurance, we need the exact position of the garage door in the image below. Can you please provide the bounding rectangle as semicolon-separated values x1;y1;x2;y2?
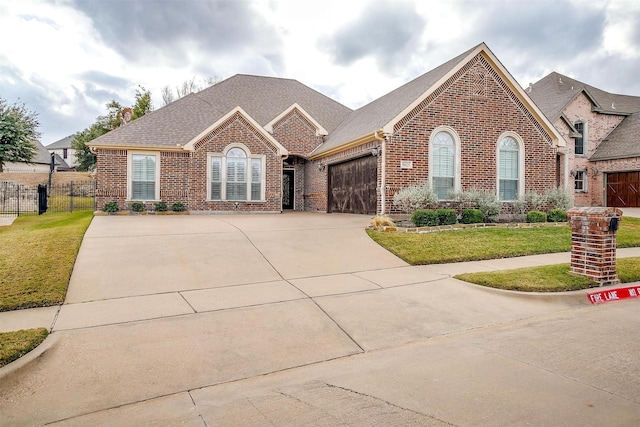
328;155;377;214
607;172;640;207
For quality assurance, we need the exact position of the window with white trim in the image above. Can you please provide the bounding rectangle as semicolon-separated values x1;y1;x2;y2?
431;131;456;199
574;121;585;156
131;154;158;200
574;170;586;192
208;146;264;201
497;136;521;201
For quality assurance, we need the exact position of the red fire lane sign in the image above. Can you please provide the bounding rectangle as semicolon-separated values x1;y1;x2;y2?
587;286;640;304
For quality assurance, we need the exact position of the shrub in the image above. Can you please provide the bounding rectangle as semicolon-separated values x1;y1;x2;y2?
436;208;457;225
130;202;145;212
102;201;119;213
461;209;483;224
545;187;572;210
171;202;186;212
393;182;437;213
527;210;547;223
369;215;395;231
154;201;168;212
524;191;546;211
412;209;439;227
547;208;567;222
463;189;501;223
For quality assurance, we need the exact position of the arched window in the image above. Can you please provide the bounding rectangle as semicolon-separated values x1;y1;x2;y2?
429;128;460;200
208;145;264;202
226;148;247;200
497;134;523;201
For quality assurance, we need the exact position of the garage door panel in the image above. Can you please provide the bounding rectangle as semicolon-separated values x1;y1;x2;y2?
329;156;377;214
607;172;640;207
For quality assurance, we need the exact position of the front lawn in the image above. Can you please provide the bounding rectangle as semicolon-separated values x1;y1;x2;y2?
454;257;640;292
367;217;640;265
0;211;93;311
0;328;49;368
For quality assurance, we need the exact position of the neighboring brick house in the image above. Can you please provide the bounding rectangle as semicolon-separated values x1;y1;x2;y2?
46;135;77;170
529;73;640;208
90;43;566;214
2;139;65;173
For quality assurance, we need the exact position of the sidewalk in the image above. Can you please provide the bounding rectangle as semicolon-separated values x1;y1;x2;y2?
2;247;640;334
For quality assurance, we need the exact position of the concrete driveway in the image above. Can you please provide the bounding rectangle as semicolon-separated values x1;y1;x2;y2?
1;212;640;426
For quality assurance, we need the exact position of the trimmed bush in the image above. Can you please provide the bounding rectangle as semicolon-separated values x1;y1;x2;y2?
171;202;186;212
154;201;168;212
547;208;567;222
436;208;457;225
102;201;119;213
412;209;439;227
393;182;438;213
527;210;547;223
461;209;483;224
130;202;145;212
545;187;571;210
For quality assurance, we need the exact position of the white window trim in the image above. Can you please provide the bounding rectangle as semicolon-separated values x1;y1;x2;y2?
206;143;266;202
127;151;161;201
428;125;461;200
574;170;588;193
496;131;525;201
574;120;587;156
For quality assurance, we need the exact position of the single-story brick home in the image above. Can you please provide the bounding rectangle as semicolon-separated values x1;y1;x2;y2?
529;73;640;208
90;42;566;214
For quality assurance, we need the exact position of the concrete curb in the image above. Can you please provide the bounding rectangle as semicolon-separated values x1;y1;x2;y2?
0;333;59;381
454;277;593;306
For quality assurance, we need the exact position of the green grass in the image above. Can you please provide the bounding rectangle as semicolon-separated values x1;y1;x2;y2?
367;217;640;265
455;257;640;292
0;211;93;311
0;328;48;368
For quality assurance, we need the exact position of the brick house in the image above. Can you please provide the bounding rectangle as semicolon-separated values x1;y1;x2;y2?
90;43;566;214
529;73;640;208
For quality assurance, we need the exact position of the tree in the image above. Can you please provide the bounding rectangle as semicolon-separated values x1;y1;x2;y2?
0;98;40;172
72;88;153;171
161;76;218;106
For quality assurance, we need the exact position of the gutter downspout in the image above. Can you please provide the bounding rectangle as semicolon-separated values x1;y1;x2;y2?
374;130;386;215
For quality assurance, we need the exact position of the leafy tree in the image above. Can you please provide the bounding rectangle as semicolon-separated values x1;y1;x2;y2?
0;98;40;172
72;88;153;171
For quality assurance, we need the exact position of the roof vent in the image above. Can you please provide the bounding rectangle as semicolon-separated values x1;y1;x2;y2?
559;77;563;84
611;102;616;110
527;83;532;93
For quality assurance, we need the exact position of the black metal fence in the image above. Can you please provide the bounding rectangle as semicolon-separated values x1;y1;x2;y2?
0;181;96;216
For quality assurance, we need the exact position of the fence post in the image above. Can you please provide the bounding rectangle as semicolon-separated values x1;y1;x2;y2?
70;181;74;213
17;185;20;216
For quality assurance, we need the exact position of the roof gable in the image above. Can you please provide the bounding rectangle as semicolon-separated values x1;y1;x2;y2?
264;103;328;136
312;42;564;157
183;107;288;157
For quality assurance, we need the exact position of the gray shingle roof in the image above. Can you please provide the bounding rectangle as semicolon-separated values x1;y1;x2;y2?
46;135;74;149
529;72;640;161
90;75;352;149
312;44;480;156
33;139;53;165
591;111;640;161
529;72;640;121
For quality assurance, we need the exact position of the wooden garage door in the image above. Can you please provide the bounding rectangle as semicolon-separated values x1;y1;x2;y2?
607;172;640;207
329;155;377;214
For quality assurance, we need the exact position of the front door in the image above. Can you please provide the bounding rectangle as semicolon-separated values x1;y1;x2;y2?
282;169;295;210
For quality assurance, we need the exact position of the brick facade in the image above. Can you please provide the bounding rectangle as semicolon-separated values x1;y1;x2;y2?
384;54;557;214
559;93;625;206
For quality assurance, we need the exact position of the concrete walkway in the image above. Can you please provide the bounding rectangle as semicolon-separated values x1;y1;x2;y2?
1;212;640;426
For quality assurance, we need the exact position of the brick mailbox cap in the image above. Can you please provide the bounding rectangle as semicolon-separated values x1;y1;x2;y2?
567;207;623;218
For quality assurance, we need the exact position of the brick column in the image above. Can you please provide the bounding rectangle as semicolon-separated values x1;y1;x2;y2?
567;207;622;286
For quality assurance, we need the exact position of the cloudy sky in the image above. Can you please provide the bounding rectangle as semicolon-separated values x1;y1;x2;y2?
1;0;639;146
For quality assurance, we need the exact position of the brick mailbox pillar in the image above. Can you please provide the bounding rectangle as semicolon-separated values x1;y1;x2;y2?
567;207;622;286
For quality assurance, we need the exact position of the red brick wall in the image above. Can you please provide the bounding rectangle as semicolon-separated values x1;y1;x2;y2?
190;113;282;212
272;110;324;156
385;53;558;214
95;148;127;210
